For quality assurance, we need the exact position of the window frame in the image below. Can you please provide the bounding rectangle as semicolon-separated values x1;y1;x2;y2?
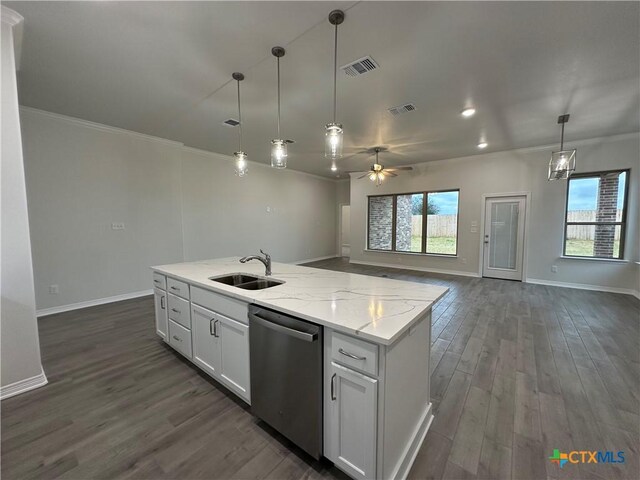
563;169;630;260
367;189;460;256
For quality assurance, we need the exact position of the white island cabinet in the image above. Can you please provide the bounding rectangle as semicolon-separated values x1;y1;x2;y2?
151;258;448;480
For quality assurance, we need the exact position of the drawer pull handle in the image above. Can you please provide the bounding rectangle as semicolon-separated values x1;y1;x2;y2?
160;296;165;309
339;348;366;361
171;308;180;314
331;373;337;401
170;286;180;291
210;318;219;337
172;335;182;342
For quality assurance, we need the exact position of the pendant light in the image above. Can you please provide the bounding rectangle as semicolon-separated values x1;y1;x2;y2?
270;46;292;169
548;113;576;181
325;10;345;161
232;72;248;177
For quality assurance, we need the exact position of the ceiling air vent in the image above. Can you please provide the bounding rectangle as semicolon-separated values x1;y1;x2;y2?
223;118;240;127
340;56;379;77
388;103;417;116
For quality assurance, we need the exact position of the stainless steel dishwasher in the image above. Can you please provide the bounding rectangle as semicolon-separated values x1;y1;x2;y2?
249;305;323;459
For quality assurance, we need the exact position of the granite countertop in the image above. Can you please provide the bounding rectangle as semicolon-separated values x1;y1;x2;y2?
152;257;449;345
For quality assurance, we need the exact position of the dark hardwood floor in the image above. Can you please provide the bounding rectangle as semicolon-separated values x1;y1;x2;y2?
2;257;638;479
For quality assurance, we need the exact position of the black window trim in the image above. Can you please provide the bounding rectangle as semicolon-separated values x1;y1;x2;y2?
367;189;460;256
563;169;630;260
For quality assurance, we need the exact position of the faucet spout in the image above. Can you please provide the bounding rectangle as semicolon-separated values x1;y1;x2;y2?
239;250;272;276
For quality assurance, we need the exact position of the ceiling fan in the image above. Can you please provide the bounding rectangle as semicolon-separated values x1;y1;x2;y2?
346;147;413;186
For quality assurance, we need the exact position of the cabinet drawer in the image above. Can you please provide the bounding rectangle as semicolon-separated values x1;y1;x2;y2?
152;272;166;290
191;286;248;325
168;320;192;359
167;277;189;300
168;294;191;329
331;331;378;377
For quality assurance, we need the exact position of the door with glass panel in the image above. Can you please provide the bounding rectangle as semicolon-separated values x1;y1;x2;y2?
482;196;526;281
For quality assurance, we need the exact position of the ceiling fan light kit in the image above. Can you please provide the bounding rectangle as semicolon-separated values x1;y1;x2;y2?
548;113;576;181
325;10;345;161
232;72;249;177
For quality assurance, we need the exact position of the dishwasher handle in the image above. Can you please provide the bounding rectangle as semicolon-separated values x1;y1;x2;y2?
249;311;318;343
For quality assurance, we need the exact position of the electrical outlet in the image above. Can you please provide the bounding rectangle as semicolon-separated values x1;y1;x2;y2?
49;284;59;295
470;227;478;233
111;222;125;230
551;265;558;273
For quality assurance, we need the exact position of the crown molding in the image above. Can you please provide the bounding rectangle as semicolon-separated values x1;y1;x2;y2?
1;6;23;27
19;107;184;148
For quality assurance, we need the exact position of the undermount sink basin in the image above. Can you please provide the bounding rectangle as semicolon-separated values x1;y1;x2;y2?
209;273;284;290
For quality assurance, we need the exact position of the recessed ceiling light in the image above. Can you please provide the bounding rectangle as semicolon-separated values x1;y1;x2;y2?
461;107;476;118
331;163;338;172
477;141;488;149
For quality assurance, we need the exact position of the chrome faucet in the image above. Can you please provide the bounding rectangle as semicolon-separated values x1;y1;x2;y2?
240;249;272;276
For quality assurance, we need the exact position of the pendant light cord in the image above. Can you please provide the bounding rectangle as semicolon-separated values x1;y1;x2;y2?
560;121;564;151
277;56;281;139
236;80;242;151
333;23;338;123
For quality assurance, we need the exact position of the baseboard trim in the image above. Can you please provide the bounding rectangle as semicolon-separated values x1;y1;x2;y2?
349;259;481;278
390;402;434;480
37;289;153;317
1;367;47;400
292;254;339;265
526;278;639;298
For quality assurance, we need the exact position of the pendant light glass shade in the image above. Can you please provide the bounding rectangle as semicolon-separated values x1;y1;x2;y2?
325;122;343;159
234;151;248;177
270;139;287;169
548;113;576;181
325;10;345;161
232;72;248;177
548;149;576;180
270;47;290;169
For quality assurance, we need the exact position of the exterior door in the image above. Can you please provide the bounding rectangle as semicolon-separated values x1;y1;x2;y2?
327;362;377;480
191;304;221;379
154;287;168;340
482;196;526;281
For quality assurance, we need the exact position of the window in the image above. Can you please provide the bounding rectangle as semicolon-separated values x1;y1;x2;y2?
368;190;459;255
564;170;629;259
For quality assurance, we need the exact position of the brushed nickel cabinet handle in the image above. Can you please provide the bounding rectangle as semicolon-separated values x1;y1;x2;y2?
170;286;180;291
331;373;337;401
172;335;181;342
210;318;215;336
339;348;366;361
213;320;219;338
171;308;180;314
160;296;165;309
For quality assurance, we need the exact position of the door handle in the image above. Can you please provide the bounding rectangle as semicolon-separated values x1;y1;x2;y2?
331;373;337;401
160;296;165;309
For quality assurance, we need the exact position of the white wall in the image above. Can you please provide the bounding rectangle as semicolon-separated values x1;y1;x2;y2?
20;108;339;312
180;147;337;263
350;134;639;295
1;9;45;394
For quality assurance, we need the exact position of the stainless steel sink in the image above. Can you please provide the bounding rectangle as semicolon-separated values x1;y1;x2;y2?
209;273;284;290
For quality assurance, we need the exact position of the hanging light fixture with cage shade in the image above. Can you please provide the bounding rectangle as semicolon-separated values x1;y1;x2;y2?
270;47;294;169
232;72;248;177
548;113;576;181
325;10;345;161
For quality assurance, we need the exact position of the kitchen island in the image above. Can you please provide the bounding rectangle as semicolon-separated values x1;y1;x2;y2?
151;257;448;480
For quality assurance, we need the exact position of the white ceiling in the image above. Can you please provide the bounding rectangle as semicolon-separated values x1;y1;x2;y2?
8;1;640;178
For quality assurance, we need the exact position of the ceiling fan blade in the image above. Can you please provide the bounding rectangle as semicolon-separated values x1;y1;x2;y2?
384;171;398;177
357;173;369;179
385;166;413;171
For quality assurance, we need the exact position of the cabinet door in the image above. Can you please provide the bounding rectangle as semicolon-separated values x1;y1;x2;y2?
191;304;221;379
328;362;377;480
154;287;168;340
219;315;250;403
